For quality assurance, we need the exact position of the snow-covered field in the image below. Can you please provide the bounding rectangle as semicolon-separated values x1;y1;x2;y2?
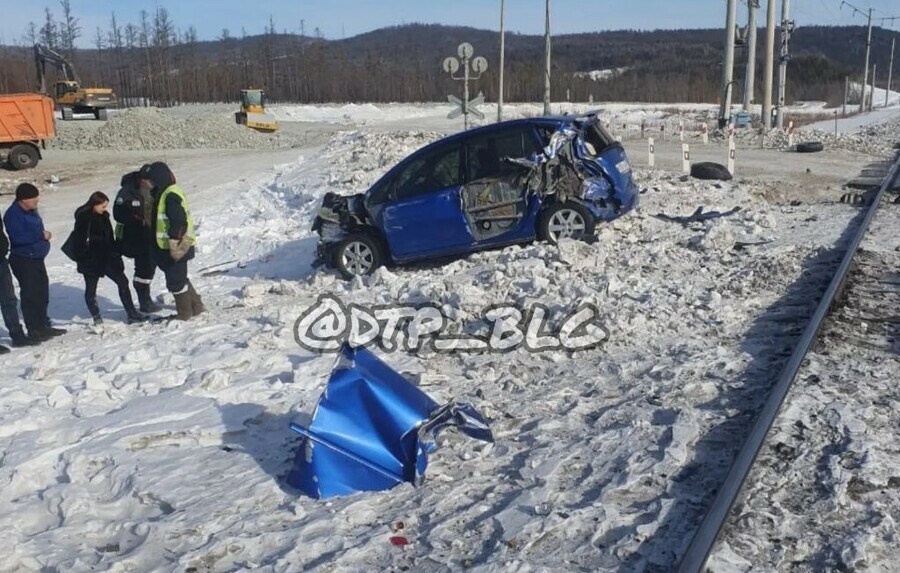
0;104;898;572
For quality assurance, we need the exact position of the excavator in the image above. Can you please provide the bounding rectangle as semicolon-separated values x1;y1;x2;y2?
235;88;278;132
34;44;117;121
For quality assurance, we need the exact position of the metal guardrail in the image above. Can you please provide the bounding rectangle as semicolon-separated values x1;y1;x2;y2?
676;152;900;573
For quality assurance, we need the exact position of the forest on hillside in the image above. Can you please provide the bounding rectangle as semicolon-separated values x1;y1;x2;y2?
0;3;897;106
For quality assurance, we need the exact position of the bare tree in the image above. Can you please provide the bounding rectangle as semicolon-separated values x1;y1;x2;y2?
40;8;59;49
59;0;81;58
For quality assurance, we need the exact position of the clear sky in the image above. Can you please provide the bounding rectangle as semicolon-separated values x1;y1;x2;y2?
2;0;899;46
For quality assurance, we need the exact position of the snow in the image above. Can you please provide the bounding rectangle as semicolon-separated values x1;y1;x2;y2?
1;103;899;571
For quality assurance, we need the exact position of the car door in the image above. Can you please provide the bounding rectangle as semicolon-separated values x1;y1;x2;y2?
462;127;545;245
381;143;473;261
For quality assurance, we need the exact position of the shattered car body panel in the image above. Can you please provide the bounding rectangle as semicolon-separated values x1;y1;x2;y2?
286;344;493;499
311;112;639;271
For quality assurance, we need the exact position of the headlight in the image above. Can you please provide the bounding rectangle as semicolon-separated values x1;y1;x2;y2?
616;159;631;174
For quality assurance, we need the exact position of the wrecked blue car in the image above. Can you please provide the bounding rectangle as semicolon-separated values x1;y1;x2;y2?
312;112;639;279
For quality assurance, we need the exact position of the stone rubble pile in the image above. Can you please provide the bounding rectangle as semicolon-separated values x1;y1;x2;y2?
49;107;299;151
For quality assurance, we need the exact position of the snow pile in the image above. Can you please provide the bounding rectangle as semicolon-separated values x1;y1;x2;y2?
49;107;303;151
573;68;631;82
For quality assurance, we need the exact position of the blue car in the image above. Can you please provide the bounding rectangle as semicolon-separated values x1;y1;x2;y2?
312;112;639;279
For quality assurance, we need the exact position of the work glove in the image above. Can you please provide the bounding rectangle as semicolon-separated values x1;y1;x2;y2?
168;237;193;262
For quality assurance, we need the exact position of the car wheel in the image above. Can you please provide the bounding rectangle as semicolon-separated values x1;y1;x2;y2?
691;161;733;181
796;141;824;153
61;107;74;120
7;145;39;170
333;234;383;279
538;201;596;244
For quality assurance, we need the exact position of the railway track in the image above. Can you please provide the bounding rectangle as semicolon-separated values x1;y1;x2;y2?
676;151;900;572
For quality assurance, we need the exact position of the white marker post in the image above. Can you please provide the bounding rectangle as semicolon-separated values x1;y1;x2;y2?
648;137;655;168
787;120;795;148
700;123;709;145
682;143;691;174
727;134;736;175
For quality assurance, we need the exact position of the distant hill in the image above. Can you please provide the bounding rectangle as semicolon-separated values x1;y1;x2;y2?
1;23;895;106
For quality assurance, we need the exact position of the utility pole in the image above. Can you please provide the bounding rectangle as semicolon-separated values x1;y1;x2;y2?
543;0;552;116
887;38;895;108
721;0;738;126
776;0;793;129
861;8;873;114
498;0;505;122
762;0;776;128
870;63;876;111
743;0;760;111
844;75;850;116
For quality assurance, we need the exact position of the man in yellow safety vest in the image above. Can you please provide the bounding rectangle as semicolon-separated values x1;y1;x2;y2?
138;162;205;321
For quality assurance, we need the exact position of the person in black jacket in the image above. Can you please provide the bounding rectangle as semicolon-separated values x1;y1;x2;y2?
71;191;145;325
0;214;39;351
113;168;161;313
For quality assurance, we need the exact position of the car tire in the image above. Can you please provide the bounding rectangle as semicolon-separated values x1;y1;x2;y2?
538;201;596;245
7;145;39;170
691;161;733;181
333;233;383;280
61;107;74;120
796;141;824;153
95;108;108;121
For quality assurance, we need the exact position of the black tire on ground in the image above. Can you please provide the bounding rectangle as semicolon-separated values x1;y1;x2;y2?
690;161;733;181
95;108;108;121
61;107;74;120
796;141;824;153
332;233;384;280
537;201;596;244
7;145;39;170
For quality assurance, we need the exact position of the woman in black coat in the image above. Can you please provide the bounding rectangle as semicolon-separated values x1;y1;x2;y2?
72;192;145;325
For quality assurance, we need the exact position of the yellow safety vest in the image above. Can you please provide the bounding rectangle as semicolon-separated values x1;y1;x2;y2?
155;184;195;249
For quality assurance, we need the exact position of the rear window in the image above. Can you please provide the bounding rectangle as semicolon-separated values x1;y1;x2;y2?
580;119;616;157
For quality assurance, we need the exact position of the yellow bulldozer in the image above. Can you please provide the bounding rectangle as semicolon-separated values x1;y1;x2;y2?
34;44;117;121
235;89;278;133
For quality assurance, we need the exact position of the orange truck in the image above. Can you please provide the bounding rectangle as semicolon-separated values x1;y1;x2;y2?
0;93;56;170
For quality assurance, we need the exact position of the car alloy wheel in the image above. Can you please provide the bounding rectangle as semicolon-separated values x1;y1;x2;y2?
547;208;586;241
341;240;375;276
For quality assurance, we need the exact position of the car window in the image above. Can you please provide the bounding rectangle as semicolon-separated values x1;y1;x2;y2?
466;128;541;182
391;145;462;201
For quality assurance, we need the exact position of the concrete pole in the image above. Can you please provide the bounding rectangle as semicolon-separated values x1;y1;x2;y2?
776;0;791;129
543;0;552;115
859;8;872;114
762;0;776;128
844;75;850;116
887;38;895;108
721;0;738;125
743;1;759;111
874;63;880;110
498;0;505;122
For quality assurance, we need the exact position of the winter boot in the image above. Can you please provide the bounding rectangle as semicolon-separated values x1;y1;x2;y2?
135;282;161;313
173;291;194;321
10;327;39;347
187;281;206;316
93;316;103;326
0;344;9;354
121;290;147;324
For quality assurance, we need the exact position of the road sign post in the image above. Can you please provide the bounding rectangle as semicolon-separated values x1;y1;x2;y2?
443;43;488;130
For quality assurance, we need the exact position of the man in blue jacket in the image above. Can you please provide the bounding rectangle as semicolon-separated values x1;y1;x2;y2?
0;213;39;351
3;183;66;341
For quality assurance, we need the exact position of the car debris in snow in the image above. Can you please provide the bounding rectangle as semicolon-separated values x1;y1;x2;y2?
286;343;493;499
653;206;743;226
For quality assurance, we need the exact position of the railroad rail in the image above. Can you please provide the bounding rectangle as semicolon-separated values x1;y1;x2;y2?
676;151;900;573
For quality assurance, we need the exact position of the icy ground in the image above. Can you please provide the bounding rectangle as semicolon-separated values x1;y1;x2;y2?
1;107;898;572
